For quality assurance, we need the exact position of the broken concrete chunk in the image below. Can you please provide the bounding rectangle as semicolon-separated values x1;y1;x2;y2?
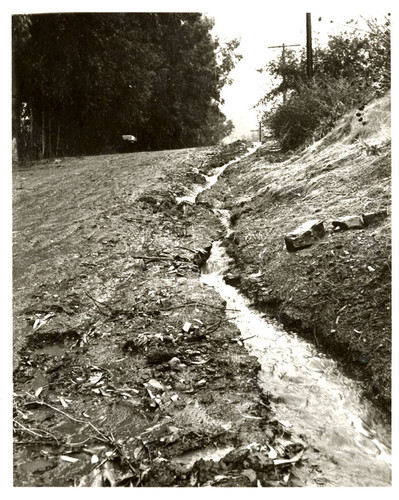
285;220;325;252
332;215;365;230
362;210;388;226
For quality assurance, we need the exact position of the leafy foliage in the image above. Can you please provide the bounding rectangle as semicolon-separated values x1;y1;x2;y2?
259;15;391;151
12;13;241;159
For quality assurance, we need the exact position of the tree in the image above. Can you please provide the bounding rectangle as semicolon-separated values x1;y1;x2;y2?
12;13;241;160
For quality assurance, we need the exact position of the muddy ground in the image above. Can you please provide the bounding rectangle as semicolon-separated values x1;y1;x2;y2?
13;141;314;487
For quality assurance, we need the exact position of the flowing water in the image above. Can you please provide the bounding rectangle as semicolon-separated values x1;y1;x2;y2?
176;143;260;204
201;237;391;486
176;144;391;486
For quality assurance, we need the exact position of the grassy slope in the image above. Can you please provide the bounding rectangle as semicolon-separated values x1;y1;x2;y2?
221;92;391;410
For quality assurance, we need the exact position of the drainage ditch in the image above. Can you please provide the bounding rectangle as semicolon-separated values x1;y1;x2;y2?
179;144;392;486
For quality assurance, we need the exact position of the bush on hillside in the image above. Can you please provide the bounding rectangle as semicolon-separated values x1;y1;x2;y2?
270;77;372;151
261;15;391;151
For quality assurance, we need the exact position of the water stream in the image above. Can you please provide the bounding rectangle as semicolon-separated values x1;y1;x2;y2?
177;144;392;486
176;143;260;204
201;235;391;486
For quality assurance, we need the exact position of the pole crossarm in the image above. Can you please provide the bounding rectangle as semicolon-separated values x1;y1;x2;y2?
267;44;300;49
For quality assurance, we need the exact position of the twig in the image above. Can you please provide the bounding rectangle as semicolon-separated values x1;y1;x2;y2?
205;318;223;334
23;396;138;476
174;246;197;254
131;255;173;261
241;335;256;342
94;449;118;469
13;418;60;444
24;399;109;442
85;291;113;317
162;301;239;312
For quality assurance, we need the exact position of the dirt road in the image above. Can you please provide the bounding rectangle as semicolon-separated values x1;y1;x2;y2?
13;142;310;487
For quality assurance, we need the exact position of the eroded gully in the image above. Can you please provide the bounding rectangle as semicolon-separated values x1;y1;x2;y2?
179;144;391;487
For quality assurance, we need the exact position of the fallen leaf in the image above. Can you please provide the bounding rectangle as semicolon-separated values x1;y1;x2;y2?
190;359;210;365
133;445;145;460
102;461;116;487
88;373;103;386
147;379;164;391
241;469;257;483
273;449;304;466
78;468;103;487
60;455;79;463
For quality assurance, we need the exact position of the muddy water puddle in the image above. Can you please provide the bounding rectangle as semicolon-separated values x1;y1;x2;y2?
201;239;391;486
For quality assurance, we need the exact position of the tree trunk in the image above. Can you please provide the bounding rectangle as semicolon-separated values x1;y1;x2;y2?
56;123;61;157
48;108;52;157
41;107;46;157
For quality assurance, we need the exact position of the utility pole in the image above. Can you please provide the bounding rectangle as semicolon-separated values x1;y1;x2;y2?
306;13;313;78
268;43;300;103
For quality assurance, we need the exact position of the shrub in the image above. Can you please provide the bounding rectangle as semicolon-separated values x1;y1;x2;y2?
261;15;391;151
269;77;369;151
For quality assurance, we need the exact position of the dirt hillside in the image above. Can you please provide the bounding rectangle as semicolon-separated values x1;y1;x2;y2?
206;92;391;411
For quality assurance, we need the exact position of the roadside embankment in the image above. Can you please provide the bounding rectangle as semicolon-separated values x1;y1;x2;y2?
213;93;391;412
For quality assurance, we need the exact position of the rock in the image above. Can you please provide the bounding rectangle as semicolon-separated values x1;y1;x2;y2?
169;357;186;371
147;379;165;392
332;215;365;230
192;245;212;266
362;210;388;226
224;273;241;286
285;220;325;252
146;350;177;365
182;322;192;333
199;392;214;404
221;447;250;468
244;451;274;471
